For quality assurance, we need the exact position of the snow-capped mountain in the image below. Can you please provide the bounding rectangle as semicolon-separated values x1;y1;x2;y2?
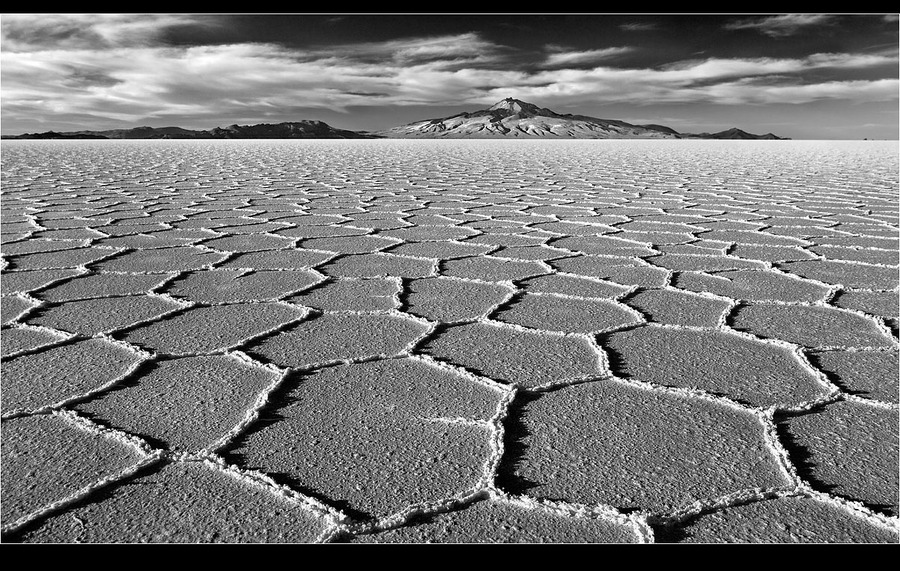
378;98;682;139
378;98;787;139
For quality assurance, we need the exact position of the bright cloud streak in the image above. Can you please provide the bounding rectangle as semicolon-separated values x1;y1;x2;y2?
723;14;835;37
543;46;634;67
619;22;657;32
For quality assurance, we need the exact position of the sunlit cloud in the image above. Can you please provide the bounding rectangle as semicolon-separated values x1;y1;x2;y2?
543;45;634;67
724;14;835;37
700;78;900;105
0;13;212;51
304;33;512;67
620;22;657;32
660;52;898;80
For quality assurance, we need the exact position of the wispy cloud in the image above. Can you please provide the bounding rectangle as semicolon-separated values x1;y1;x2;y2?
700;77;900;105
0;13;212;51
482;53;900;107
314;33;511;67
543;45;634;67
620;22;657;32
660;52;898;80
724;14;835;37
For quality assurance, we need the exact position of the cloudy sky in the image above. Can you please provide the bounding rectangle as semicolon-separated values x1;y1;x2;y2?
2;13;898;139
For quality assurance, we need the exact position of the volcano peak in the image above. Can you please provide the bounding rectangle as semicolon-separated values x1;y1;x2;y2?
488;98;542;115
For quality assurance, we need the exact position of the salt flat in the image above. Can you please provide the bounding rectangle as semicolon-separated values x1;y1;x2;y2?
0;139;897;543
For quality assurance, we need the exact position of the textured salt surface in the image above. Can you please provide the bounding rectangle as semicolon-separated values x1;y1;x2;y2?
351;498;640;543
1;139;897;543
782;401;899;516
247;312;429;367
405;277;513;322
422;322;602;388
672;496;898;543
602;325;830;407
19;462;330;543
229;358;501;518
75;355;280;453
2;414;146;525
164;269;321;303
26;295;183;336
122;302;307;355
2;339;145;413
508;381;791;513
1;326;70;357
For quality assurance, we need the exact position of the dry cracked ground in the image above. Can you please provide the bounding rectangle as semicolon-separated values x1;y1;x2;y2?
0;139;897;544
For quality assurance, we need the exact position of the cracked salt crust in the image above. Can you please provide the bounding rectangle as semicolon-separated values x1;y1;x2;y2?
121;302;307;355
1;139;897;543
17;461;330;543
808;350;899;404
494;292;642;334
351;497;640;543
405;277;513;322
35;272;177;302
551;256;671;288
624;288;731;327
291;277;400;312
2;338;145;414
779;259;899;289
320;252;436;278
731;303;897;349
520;273;632;299
1;413;147;527
74;355;281;453
782;401;899;517
506;379;792;514
675;269;831;303
218;249;334;270
164;268;321;303
246;311;430;368
25;295;184;336
441;255;549;282
602;325;833;408
1;325;72;358
7;247;121;270
422;321;604;388
671;495;898;543
227;358;502;519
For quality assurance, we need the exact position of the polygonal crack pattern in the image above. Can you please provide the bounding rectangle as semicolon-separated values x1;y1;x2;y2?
229;358;501;519
508;381;792;513
1;140;897;543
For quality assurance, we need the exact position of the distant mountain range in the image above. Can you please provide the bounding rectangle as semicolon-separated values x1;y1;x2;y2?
2;120;373;140
2;98;789;140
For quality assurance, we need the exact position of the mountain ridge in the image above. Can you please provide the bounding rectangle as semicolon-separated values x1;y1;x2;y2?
377;98;788;139
2;98;790;140
3;121;377;140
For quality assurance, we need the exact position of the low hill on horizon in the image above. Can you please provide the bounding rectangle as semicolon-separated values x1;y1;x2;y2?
3;120;377;140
